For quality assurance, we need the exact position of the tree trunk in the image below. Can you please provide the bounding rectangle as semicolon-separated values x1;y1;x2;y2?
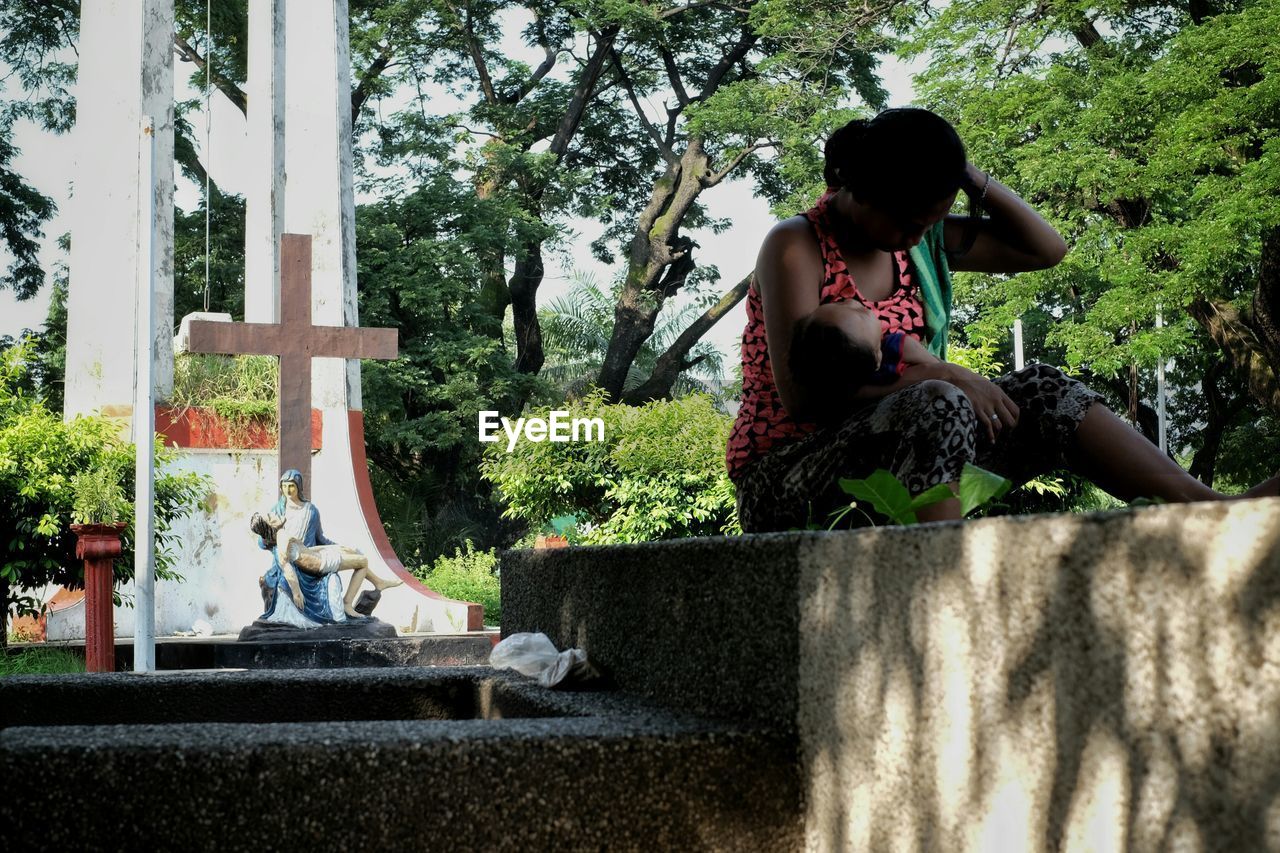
1250;225;1280;366
1188;298;1280;416
509;238;545;375
1095;373;1161;446
598;141;711;399
622;272;751;404
1188;358;1244;486
505;26;619;377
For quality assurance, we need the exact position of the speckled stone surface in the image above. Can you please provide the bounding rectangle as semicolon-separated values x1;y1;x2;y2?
502;533;804;725
11;499;1279;851
1;667;802;851
504;500;1280;852
8;632;498;671
796;499;1280;852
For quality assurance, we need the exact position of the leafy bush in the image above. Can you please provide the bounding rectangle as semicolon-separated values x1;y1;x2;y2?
414;541;500;627
71;461;128;524
481;392;740;544
0;345;209;632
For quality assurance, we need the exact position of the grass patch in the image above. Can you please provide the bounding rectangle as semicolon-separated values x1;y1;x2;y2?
171;353;277;442
1;647;86;676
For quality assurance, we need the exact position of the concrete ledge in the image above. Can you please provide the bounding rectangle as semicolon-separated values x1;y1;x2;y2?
504;499;1280;851
502;534;803;725
8;632;498;671
1;668;801;851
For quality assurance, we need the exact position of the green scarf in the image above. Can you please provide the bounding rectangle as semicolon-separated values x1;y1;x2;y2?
908;220;953;360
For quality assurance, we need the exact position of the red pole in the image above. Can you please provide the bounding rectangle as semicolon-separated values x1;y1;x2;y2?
71;523;126;673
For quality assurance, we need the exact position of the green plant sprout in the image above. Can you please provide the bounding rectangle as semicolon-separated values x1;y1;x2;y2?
830;463;1013;527
70;461;127;525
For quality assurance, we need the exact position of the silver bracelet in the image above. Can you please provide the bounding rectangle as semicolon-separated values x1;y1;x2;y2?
977;171;991;209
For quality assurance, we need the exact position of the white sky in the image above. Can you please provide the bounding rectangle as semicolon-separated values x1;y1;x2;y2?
0;16;923;372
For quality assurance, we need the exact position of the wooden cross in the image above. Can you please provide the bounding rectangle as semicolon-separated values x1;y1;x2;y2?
186;233;397;488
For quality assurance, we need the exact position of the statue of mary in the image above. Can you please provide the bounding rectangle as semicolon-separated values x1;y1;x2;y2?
251;469;401;628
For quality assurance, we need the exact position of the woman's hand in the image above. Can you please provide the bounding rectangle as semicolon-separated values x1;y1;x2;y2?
944;164;1068;274
942;364;1019;443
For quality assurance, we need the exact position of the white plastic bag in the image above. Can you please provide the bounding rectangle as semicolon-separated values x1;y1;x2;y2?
489;632;601;688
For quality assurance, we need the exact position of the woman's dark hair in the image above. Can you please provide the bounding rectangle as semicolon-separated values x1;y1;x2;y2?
823;108;967;216
790;313;878;395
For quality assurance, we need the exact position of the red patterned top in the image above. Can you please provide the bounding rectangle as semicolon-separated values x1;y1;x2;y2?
726;191;927;481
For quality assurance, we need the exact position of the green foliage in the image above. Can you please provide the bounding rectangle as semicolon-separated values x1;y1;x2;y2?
356;183;543;562
413;541;501;627
539;272;728;403
170;352;277;439
0;0;77;298
172;187;246;322
903;0;1280;478
835;463;1013;526
0;344;210;620
70;461;127;525
481;392;739;544
948;339;1005;379
0;646;84;676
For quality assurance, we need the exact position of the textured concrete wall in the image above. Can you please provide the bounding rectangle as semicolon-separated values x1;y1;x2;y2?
504;499;1280;852
503;534;804;725
798;499;1280;853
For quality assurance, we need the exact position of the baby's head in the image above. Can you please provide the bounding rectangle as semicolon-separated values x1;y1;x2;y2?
789;301;883;393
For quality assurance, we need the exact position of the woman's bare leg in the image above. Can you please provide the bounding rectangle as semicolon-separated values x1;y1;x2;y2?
916;489;962;523
1068;404;1279;502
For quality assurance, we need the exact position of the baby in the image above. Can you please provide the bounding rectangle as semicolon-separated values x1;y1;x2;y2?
789;301;938;399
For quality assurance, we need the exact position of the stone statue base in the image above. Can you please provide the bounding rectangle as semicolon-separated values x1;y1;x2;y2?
237;617;397;642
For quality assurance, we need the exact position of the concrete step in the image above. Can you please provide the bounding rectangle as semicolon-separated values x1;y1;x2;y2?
7;631;499;671
502;498;1280;852
0;668;800;851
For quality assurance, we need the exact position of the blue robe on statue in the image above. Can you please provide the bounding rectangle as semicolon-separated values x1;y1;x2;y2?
259;496;345;625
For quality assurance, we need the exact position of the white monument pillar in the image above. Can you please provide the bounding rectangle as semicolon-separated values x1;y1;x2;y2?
272;0;467;631
66;0;175;419
283;0;362;411
244;0;286;323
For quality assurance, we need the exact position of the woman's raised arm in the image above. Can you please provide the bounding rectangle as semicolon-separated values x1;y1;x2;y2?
944;163;1068;274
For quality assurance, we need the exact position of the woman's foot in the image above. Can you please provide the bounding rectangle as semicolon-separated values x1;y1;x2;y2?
1242;472;1280;499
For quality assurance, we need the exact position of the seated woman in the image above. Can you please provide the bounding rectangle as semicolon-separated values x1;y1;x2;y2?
728;107;1279;531
252;469;401;625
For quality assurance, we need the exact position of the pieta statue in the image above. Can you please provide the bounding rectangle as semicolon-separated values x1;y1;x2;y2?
249;469;402;628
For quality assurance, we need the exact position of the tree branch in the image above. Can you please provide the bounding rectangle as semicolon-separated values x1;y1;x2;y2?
351;42;394;119
173;34;247;115
1188;298;1280;416
694;28;757;103
622;271;752;404
547;26;619;160
461;3;498;106
506;45;558;103
659;1;751;18
705;142;770;187
608;45;678;166
660;45;690;106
